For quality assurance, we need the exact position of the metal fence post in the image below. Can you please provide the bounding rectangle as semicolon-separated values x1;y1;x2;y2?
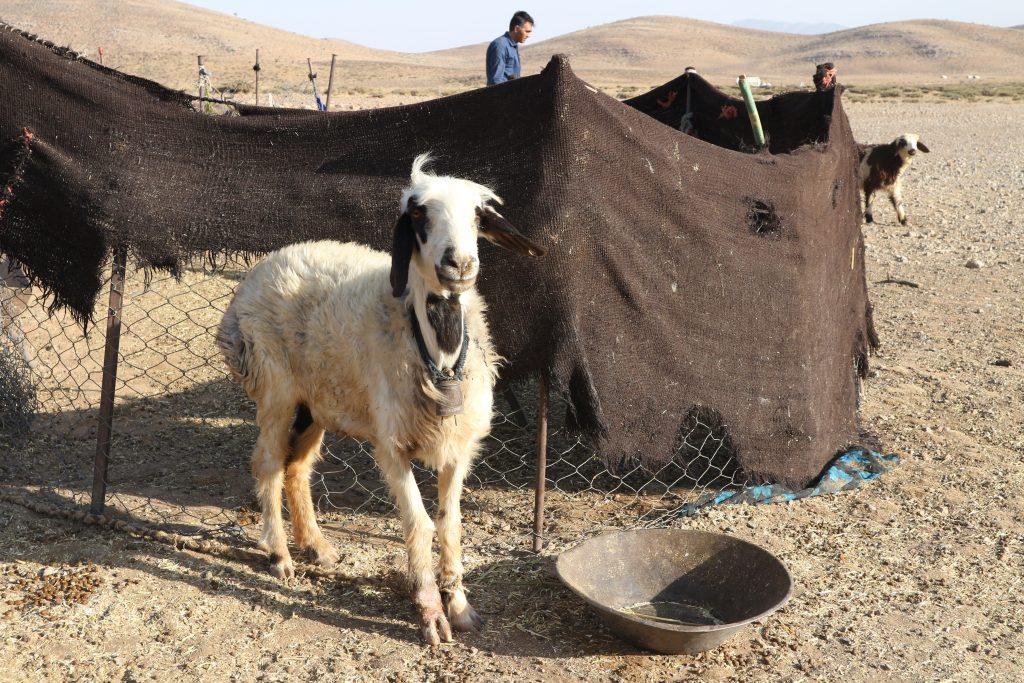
89;248;127;514
532;369;549;552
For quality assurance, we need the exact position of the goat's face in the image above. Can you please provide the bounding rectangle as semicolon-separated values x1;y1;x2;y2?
893;133;930;162
402;181;489;295
390;154;546;297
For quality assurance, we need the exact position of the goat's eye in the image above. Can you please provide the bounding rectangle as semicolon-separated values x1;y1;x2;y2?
411;208;425;220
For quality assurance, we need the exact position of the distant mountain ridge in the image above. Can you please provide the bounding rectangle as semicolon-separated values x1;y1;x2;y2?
732;19;848;34
1;1;1022;98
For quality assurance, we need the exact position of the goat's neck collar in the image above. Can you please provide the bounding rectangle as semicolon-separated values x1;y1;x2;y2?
410;306;469;383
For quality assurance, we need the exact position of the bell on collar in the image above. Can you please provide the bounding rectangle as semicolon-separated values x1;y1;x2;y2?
435;377;464;417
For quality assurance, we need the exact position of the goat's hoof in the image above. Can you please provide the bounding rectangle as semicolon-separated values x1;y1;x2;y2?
864;214;874;224
268;553;295;579
415;586;453;645
449;602;485;633
306;544;341;567
899;218;908;226
442;588;484;632
419;609;453;646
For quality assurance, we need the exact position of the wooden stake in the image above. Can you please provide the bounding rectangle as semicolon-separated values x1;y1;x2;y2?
325;54;337;111
90;248;127;515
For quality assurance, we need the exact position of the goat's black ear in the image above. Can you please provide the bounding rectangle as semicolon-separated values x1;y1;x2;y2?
477;206;547;258
917;141;930;153
390;212;415;297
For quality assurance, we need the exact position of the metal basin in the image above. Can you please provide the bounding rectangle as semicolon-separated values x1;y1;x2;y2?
555;529;792;654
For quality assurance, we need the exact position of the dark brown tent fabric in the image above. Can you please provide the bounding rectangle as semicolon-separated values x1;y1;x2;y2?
0;24;877;487
624;70;837;154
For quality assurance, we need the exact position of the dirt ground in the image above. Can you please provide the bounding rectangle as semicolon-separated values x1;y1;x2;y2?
2;98;1023;682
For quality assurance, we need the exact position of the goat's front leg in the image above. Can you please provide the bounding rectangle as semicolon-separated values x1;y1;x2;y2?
890;184;907;225
437;460;483;632
378;451;451;645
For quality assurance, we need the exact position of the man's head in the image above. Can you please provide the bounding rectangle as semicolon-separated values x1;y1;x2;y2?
508;11;534;43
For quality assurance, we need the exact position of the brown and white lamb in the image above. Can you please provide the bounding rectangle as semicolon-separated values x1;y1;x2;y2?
858;133;930;226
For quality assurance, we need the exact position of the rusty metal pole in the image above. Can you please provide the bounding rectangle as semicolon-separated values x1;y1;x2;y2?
532;369;549;552
90;248;127;514
325;53;337;111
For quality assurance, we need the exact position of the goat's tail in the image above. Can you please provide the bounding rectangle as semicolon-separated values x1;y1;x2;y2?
216;307;253;385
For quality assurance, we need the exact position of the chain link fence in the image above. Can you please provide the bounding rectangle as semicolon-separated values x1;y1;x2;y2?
0;253;747;554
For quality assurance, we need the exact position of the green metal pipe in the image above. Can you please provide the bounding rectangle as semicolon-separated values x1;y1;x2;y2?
738;75;766;149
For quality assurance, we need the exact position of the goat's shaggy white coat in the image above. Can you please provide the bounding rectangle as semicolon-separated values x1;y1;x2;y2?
217;155;543;644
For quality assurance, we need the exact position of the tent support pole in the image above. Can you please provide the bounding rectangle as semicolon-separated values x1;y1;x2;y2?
90;248;127;515
325;54;337;111
532;369;549;552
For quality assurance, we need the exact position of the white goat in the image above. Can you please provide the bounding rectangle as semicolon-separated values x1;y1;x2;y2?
217;154;545;644
858;133;930;226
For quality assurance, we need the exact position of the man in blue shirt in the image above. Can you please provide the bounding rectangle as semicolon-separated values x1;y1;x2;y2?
486;11;534;85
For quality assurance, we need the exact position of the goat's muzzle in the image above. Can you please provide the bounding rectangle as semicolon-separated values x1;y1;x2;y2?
436;255;478;293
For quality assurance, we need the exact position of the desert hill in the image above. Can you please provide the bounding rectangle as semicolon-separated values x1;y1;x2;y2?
508;17;1024;86
2;1;1022;107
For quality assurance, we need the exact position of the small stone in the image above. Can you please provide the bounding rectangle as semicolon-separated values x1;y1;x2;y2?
965;259;983;269
992;358;1012;367
895;255;907;263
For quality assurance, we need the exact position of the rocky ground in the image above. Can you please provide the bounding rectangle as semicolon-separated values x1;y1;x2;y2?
1;98;1022;682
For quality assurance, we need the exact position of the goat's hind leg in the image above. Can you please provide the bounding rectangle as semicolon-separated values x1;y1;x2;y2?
863;188;875;223
437;460;483;632
284;404;339;567
251;403;295;579
377;449;452;645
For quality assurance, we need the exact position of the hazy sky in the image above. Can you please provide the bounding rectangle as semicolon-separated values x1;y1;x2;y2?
182;1;1022;52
